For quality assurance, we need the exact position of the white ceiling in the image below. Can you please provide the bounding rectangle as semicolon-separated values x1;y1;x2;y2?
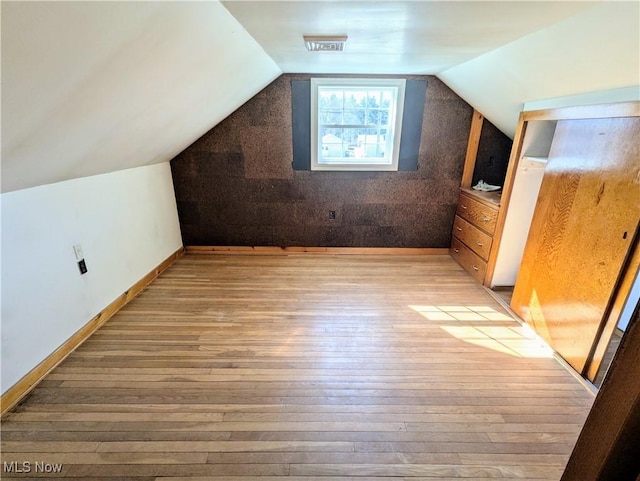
222;1;596;74
223;0;639;136
2;1;639;193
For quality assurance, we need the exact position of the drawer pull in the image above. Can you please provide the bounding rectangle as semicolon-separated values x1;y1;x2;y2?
456;226;463;231
476;241;484;247
453;248;460;253
481;215;490;222
460;204;468;210
472;265;479;271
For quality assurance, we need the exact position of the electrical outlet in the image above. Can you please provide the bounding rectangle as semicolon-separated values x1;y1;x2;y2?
329;211;336;220
78;259;88;275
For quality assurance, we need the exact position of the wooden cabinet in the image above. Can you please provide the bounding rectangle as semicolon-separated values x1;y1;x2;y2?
499;101;639;384
450;189;500;283
452;216;492;260
511;115;640;375
451;237;487;283
455;193;499;237
451;102;639;386
450;110;513;286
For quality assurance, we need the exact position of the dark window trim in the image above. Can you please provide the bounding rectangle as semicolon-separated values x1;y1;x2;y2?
292;78;426;171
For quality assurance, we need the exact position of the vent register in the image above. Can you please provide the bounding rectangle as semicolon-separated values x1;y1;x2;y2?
304;35;348;52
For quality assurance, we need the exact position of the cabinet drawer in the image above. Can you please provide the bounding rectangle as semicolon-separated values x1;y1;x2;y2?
456;194;498;234
451;237;487;283
452;216;493;260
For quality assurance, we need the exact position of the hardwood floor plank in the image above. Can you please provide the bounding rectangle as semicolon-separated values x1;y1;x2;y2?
1;441;100;452
354;441;576;454
5;412;225;422
93;441;355;453
202;452;462;464
1;430;232;442
224;431;490;443
485;432;581;444
289;463;564;478
0;254;594;480
0;451;208;464
13;402;590;415
458;453;568;466
220;412;506;423
64;464;291;477
405;423;583;434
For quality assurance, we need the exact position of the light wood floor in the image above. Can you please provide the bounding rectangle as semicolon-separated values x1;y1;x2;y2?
1;254;594;480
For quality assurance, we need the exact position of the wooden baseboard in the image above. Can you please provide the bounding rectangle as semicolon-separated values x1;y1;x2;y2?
185;246;449;255
0;247;184;416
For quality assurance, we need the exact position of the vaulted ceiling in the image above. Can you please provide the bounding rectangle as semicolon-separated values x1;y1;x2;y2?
1;1;280;193
2;1;638;193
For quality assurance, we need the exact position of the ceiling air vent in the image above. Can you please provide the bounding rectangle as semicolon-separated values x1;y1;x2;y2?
304;35;348;52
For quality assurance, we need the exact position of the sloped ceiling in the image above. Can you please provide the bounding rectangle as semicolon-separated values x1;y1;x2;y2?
2;1;638;193
1;1;280;193
439;1;640;137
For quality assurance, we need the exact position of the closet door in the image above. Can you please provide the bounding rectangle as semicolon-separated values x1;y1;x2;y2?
511;117;640;374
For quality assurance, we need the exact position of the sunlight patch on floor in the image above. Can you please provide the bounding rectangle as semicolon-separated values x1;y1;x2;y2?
409;305;512;322
409;305;554;358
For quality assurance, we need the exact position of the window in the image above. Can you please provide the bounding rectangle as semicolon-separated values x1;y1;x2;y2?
310;78;406;171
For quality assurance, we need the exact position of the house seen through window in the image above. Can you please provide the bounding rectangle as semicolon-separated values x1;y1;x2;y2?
311;78;406;171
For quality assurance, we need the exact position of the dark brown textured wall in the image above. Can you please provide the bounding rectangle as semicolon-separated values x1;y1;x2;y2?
171;74;509;247
472;119;514;188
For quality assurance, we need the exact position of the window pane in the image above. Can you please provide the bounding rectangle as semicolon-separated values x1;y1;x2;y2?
342;128;359;145
343;108;365;125
319;90;343;109
366;109;390;126
320;109;343;125
359;128;386;159
320;127;343;158
344;90;365;109
366;90;381;107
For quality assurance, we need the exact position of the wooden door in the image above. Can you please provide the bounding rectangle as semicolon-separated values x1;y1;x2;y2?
511;117;640;374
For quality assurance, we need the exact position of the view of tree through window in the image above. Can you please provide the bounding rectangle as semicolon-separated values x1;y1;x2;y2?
318;87;395;162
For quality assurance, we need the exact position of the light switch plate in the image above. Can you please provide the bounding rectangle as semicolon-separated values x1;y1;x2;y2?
73;244;84;260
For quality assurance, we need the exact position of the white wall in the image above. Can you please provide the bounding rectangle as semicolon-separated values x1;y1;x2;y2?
491;158;547;288
491;121;557;287
1;163;182;394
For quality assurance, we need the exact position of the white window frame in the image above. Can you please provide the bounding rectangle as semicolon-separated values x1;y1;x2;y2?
310;78;406;171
